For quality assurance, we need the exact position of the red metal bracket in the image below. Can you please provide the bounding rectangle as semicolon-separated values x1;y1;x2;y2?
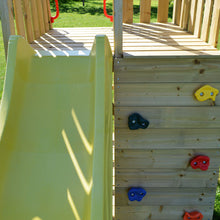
103;0;113;22
190;155;210;171
183;211;203;220
51;0;59;23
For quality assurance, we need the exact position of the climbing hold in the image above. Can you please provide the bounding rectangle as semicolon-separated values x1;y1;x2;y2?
128;188;146;202
194;85;219;102
128;113;149;130
190;155;210;171
183;211;203;220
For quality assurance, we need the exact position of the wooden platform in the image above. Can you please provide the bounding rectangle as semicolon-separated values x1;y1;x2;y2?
30;23;220;57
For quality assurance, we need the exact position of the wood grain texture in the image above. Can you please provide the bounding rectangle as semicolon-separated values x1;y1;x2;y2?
23;0;34;43
115;106;220;128
194;0;205;38
140;0;151;23
115;83;220;106
115;128;220;149
209;0;220;47
116;168;219;188
115;206;214;220
173;0;183;25
115;149;220;169
123;0;133;23
188;0;197;33
13;0;26;38
36;0;45;35
41;0;50;32
157;0;169;23
114;58;220;83
115;187;216;206
30;0;40;39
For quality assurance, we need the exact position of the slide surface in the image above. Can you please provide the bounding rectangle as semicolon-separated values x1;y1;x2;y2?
0;35;112;220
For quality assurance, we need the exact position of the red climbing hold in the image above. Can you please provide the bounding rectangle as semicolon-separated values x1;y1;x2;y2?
190;155;210;171
103;0;113;22
183;211;203;220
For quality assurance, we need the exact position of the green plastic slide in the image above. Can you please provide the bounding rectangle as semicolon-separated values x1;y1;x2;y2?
0;35;112;220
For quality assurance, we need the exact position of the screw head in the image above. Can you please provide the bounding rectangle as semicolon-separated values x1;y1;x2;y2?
200;92;204;96
210;92;214;96
130;193;135;197
132;120;136;124
194;162;198;165
203;161;207;164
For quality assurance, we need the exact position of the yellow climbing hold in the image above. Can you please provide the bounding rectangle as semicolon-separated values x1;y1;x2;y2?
194;85;219;102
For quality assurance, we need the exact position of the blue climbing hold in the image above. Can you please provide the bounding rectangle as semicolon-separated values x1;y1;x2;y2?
128;188;147;202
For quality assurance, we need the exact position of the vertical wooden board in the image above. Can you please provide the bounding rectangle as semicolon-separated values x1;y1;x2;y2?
194;0;205;38
182;0;191;30
188;0;197;33
173;0;183;25
0;0;16;57
115;206;214;220
36;0;46;35
114;0;123;57
23;0;34;43
179;0;186;27
201;0;214;42
157;0;169;23
13;0;26;38
46;0;53;29
123;0;133;23
41;0;50;32
30;0;40;39
140;0;151;23
209;0;220;47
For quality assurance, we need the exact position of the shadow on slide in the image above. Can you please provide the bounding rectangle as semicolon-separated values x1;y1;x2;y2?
0;35;112;220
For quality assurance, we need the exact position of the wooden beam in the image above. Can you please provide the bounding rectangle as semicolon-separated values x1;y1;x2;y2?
46;0;53;30
30;0;40;39
41;0;50;32
194;0;205;38
36;0;46;35
209;0;220;47
0;0;15;57
173;0;183;25
114;0;123;58
188;0;197;33
201;0;214;42
140;0;151;23
158;0;169;23
123;0;133;23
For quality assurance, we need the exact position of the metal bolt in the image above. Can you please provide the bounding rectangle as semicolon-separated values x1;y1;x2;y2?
211;92;214;96
130;193;135;197
194;162;198;165
200;92;204;96
117;61;120;64
203;161;207;164
117;78;120;81
132;120;136;124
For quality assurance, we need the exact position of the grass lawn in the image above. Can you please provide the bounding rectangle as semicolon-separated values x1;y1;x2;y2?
0;0;220;218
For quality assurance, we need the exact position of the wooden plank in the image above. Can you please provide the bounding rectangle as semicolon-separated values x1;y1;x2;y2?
201;0;214;42
115;206;214;220
115;128;220;149
114;0;123;57
116;168;219;187
115;106;220;128
209;0;220;47
123;0;133;24
194;0;205;38
140;0;151;23
157;0;169;23
46;0;52;29
179;0;185;27
30;0;40;39
188;0;197;33
115;187;216;206
173;0;182;25
41;0;50;32
115;149;220;169
114;58;220;83
13;0;26;38
115;83;220;106
0;0;15;57
23;0;34;43
36;0;45;35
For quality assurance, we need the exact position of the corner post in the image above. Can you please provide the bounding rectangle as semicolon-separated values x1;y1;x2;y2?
0;0;15;59
114;0;123;58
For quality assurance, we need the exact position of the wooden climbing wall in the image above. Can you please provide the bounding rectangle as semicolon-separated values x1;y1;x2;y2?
114;57;220;220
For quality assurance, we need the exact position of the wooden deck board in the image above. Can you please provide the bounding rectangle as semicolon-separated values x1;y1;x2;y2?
30;23;220;57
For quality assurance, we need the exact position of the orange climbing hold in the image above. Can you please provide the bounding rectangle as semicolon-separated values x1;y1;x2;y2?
183;211;203;220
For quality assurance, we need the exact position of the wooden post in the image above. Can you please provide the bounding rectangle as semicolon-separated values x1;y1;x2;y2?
114;0;123;58
140;0;151;23
158;0;169;23
173;0;182;25
123;0;133;23
188;0;197;33
0;0;16;58
209;0;220;47
194;0;205;38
